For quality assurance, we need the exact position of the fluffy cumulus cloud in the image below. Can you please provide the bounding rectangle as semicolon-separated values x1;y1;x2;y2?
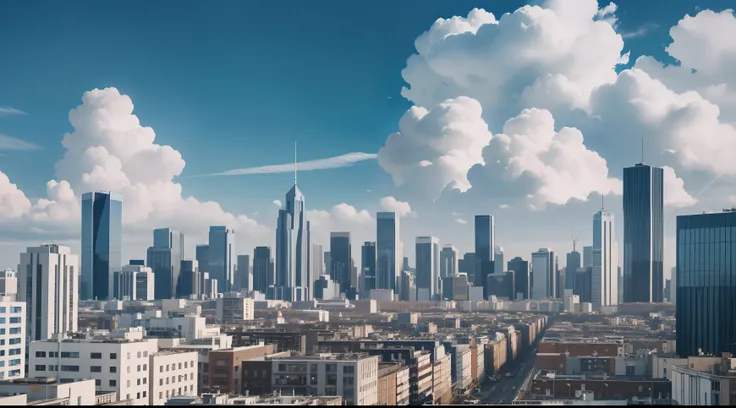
306;204;373;260
462;108;621;209
272;200;282;208
379;196;412;217
377;97;492;199
0;88;270;246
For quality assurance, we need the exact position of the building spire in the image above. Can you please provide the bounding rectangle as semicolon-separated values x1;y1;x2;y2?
294;141;298;186
641;136;644;164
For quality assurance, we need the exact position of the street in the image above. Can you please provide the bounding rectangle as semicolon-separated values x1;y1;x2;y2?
475;344;538;405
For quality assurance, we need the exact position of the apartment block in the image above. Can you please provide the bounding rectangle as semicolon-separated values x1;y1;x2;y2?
207;344;276;394
149;350;198;405
377;362;410;405
0;297;25;380
216;294;254;322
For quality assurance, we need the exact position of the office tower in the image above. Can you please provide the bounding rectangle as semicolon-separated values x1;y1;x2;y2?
113;264;154;301
376;212;400;292
0;269;18;299
253;246;275;294
582;246;593;268
305;220;312;300
507;257;530;300
592;209;618;309
618;266;623;304
670;266;677;305
474;215;495;299
18;244;78;341
566;242;581;291
575;267;593;303
555;256;563;299
179;259;199;298
623;162;664;303
440;245;458;279
488;271;515;300
235;255;251;292
399;270;416;301
494;246;504;275
442;275;469;301
275;165;309;301
0;296;24;379
147;228;184;300
81;191;122;300
324;252;332;276
676;211;736;357
415;236;440;300
330;232;353;298
531;248;555;299
361;242;377;300
196;245;209;273
312;244;324;276
458;252;477;283
209;226;235;294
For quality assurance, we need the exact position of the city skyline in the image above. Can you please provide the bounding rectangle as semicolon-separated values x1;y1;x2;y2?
3;0;736;275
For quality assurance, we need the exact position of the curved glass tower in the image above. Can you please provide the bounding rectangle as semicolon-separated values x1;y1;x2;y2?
81;192;122;301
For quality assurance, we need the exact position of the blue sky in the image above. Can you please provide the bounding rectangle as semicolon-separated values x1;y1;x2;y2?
2;0;736;272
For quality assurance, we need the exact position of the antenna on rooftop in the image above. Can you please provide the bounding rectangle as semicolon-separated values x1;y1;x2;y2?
294;141;298;186
641;137;644;164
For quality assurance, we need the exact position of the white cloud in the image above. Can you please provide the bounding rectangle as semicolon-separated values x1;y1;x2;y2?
379;196;412;217
0;172;31;219
663;166;697;207
204;152;377;176
272;200;282;208
306;203;373;261
0;134;41;150
377;97;492;199
0;107;26;117
0;88;270;249
454;218;467;225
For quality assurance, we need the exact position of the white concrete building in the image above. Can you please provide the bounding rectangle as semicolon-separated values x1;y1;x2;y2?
149;350;198;405
216;293;254;322
563;289;579;312
18;244;78;341
494;245;504;275
592;209;618;309
0;377;98;405
271;354;379;405
439;245;458;279
117;310;218;342
454;345;473;392
114;264;155;301
0;296;25;380
671;355;736;405
531;248;555;300
28;327;157;405
0;269;17;298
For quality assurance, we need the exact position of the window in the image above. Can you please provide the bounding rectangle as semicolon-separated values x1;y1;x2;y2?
8;359;20;366
0;329;4;335
95;379;101;386
142;391;146;398
110;353;117;360
110;366;117;373
127;380;130;387
9;317;21;324
9;328;21;334
143;377;147;385
9;306;22;313
91;366;102;373
35;365;46;371
61;365;79;372
9;348;21;355
160;366;164;373
159;392;163;399
137;378;140;385
190;373;194;380
184;362;188;368
49;352;58;358
160;379;163;386
109;380;116;387
143;351;148;357
47;365;58;371
343;366;355;374
127;366;130;374
91;352;102;359
0;318;5;323
143;364;147;370
137;351;141;358
0;307;5;313
60;351;79;358
137;364;141;372
127;352;131;359
178;362;182;369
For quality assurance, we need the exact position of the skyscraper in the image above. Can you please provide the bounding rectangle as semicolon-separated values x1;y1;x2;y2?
330;232;353;298
209;226;235;294
179;259;199;299
676;211;736;357
275;158;309;301
312;244;324;277
415;236;440;301
361;242;376;300
253;246;274;294
494;246;504;275
196;245;209;274
531;248;555;299
113;264;154;301
507;257;530;300
18;244;78;341
235;255;251;292
81;191;122;300
458;252;477;283
377;212;400;292
623;163;664;303
582;246;593;268
566;242;581;291
440;245;458;278
592;209;618;309
474;215;495;298
147;228;184;300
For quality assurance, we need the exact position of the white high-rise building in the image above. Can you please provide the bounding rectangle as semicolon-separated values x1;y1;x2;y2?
531;248;555;300
0;269;18;299
592;209;618;309
0;296;25;380
275;153;309;301
18;244;78;341
114;264;155;301
494;246;504;274
377;212;401;292
439;245;458;278
415;236;441;300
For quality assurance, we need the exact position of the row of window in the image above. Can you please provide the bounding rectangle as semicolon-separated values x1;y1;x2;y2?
158;385;194;401
0;348;21;356
0;306;23;313
0;328;22;335
36;351;120;359
0;338;22;346
159;361;195;372
158;373;194;386
0;317;22;324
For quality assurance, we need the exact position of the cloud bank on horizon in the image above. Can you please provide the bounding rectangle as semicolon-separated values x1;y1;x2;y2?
2;0;736;260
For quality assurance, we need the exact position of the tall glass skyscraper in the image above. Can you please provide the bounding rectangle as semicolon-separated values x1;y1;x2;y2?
415;236;440;300
376;212;400;292
565;244;581;291
440;245;458;278
474;215;495;298
253;246;274;294
275;177;309;301
330;232;353;298
81;192;122;300
676;211;736;357
147;228;184;300
592;209;618;309
531;248;555;299
361;242;376;299
507;257;529;300
623;163;664;303
209;226;235;294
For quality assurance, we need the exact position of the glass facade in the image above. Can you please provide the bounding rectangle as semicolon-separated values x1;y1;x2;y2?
623;163;664;303
330;232;352;298
676;212;736;357
474;215;495;298
81;192;122;301
566;251;581;290
147;228;183;300
508;257;529;300
209;226;235;294
415;237;440;297
361;242;376;299
253;246;274;294
376;212;399;292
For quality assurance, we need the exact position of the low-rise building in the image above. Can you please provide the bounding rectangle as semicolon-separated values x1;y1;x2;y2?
377;363;410;405
0;377;97;405
207;344;276;394
671;353;736;405
216;293;254;322
149;350;198;405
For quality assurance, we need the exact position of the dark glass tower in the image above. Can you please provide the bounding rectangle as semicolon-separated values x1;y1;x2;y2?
474;215;495;299
623;163;664;303
147;228;184;300
253;246;274;294
676;211;736;357
566;247;581;291
361;242;376;299
81;192;123;301
507;257;529;300
330;232;353;299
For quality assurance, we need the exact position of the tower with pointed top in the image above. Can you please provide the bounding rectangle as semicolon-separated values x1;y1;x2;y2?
275;144;311;301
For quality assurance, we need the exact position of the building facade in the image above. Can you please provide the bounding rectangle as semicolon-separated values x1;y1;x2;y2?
275;175;309;302
474;215;495;299
253;246;275;294
376;212;400;292
592;209;618;309
440;245;458;279
330;232;353;299
113;264;154;301
415;236;440;300
507;257;530;300
209;226;235;295
81;191;122;301
361;242;376;300
0;297;25;380
531;248;555;300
